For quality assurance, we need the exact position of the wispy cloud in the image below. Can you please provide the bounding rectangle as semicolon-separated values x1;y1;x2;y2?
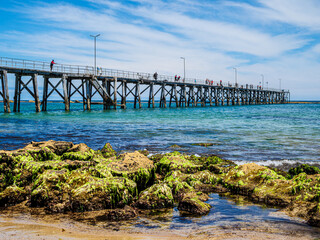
0;0;319;99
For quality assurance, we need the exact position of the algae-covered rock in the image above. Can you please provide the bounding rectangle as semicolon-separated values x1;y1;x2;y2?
108;151;155;191
62;143;95;161
100;143;116;158
135;183;174;209
191;143;214;147
224;163;293;207
31;169;70;210
71;177;137;211
0;185;27;207
289;164;320;178
24;140;74;156
156;152;202;174
187;170;223;192
178;192;211;215
164;171;193;200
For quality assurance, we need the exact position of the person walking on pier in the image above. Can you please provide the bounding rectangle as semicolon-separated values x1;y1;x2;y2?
50;60;56;71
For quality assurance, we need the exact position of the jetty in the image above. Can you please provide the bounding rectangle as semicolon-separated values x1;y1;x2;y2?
0;57;290;113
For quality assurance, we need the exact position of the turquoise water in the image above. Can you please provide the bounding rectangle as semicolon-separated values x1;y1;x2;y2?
0;103;319;167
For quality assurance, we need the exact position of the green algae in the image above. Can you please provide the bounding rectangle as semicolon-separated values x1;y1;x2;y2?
156;152;202;174
100;143;116;158
71;177;137;211
289;164;320;178
3;141;320;226
62;150;95;161
135;183;174;209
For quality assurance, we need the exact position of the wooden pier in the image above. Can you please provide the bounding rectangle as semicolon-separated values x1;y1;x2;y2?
0;57;290;113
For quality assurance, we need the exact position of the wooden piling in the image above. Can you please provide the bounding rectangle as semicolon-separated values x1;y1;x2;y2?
62;75;69;111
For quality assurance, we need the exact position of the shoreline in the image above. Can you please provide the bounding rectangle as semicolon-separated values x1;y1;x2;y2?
1;140;320;239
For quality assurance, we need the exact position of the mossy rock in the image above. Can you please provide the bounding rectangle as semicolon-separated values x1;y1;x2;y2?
134;183;174;209
24;140;74;156
0;185;27;207
187;170;222;192
178;192;211;215
31;169;70;208
61;143;95;161
71;177;137;211
289;164;320;178
164;171;194;200
100;143;116;158
156;152;202;174
169;144;182;148
224;164;294;207
191;143;214;147
107;151;155;191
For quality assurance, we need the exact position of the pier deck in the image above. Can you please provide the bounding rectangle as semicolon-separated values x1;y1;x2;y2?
0;57;290;113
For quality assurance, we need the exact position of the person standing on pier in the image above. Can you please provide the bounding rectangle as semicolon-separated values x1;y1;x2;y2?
50;60;56;71
153;72;158;80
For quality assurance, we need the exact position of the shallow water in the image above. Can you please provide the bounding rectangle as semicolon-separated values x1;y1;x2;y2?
0;103;319;168
1;193;320;240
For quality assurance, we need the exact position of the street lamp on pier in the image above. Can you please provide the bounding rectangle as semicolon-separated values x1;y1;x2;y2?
90;33;100;75
180;57;185;82
266;81;268;90
233;67;237;86
279;78;282;90
261;74;264;89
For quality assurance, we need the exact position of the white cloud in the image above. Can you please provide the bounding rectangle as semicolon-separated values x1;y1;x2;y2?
0;0;319;99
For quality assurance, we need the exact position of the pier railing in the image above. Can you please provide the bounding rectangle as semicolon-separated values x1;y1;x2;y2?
0;57;286;92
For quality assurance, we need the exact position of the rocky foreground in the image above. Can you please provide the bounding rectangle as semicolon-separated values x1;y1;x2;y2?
1;140;320;227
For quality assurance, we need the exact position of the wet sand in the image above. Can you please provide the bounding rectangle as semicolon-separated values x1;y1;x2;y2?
1;202;320;240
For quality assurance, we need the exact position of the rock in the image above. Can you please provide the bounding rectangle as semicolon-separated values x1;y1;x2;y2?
100;143;116;158
164;171;193;200
24;140;74;156
30;169;70;210
96;206;137;221
61;143;95;161
191;143;214;147
71;177;137;211
178;192;211;215
169;144;182;148
187;170;222;193
134;183;174;209
224;163;293;207
0;186;27;207
156;152;202;174
289;164;320;178
108;151;155;191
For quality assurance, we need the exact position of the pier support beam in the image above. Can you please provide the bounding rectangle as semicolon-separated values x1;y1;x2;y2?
85;79;91;110
42;77;49;111
148;83;154;108
62;74;69;111
121;81;127;109
114;77;117;110
14;74;21;112
1;70;11;113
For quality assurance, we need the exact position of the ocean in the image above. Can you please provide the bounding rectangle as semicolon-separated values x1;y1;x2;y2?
1;102;320;238
0;102;319;168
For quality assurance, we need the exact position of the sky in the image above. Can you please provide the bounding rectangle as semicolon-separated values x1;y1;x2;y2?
0;0;320;100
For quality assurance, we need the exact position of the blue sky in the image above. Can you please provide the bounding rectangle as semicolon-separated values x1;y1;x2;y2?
1;0;320;100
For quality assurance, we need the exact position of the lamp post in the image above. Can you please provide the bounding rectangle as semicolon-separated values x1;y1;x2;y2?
261;74;264;89
233;67;237;86
266;81;268;90
180;57;185;82
90;34;100;75
279;78;282;90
